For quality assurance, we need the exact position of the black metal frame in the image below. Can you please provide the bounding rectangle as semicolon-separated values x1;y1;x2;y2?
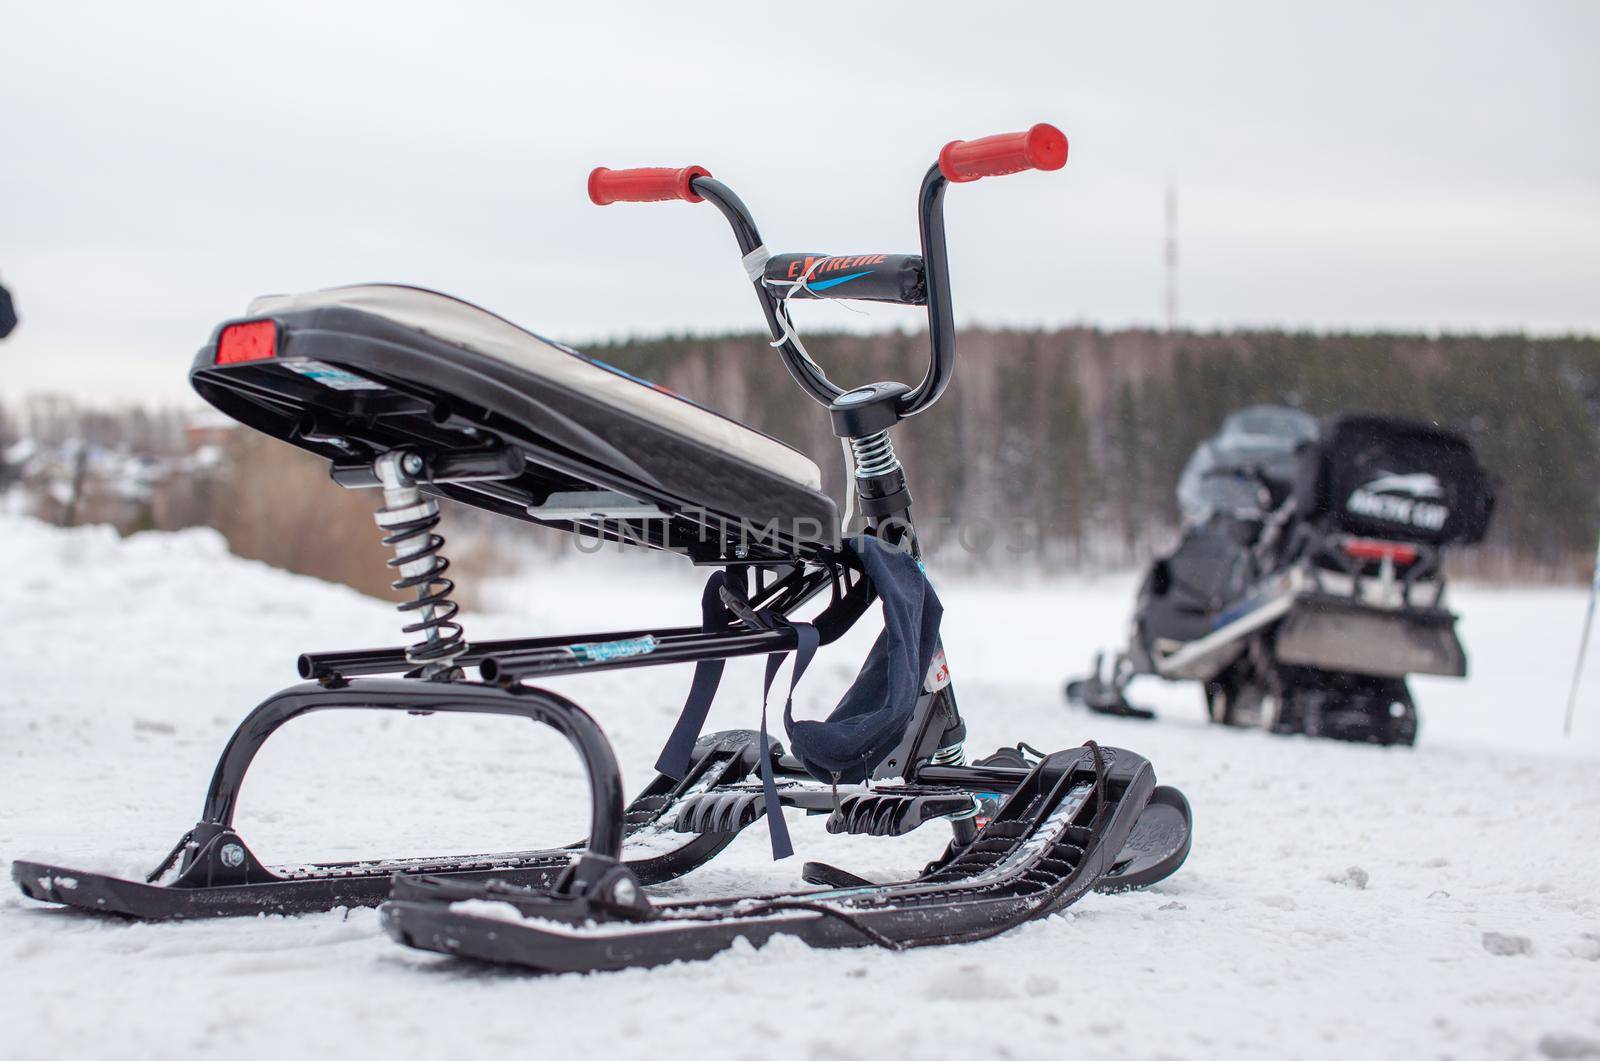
198;679;626;865
300;554;871;683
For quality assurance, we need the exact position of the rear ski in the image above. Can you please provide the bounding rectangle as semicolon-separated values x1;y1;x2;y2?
14;724;768;920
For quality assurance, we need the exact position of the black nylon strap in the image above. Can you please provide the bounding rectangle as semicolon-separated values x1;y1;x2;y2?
653;571;731;780
757;613;818;860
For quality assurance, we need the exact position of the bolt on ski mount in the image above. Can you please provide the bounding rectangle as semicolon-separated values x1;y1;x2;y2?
15;123;1190;972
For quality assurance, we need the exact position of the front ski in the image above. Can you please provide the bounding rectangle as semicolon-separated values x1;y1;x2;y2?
1097;784;1191;891
969;745;1188;893
381;744;1155;973
13;730;766;920
798;784;1191;894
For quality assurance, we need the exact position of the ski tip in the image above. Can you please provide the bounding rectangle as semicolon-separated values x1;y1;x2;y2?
1095;785;1192;894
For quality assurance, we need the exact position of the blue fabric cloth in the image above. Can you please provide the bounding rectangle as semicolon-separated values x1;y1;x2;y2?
785;535;943;784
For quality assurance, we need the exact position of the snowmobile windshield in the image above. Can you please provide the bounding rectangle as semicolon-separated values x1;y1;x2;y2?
1177;406;1318;523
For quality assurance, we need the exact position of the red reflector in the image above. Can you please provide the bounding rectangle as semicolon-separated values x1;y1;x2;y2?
216;320;277;365
1343;538;1419;564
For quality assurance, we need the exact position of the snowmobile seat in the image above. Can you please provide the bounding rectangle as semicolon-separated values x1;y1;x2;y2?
189;285;839;558
1141;515;1253;646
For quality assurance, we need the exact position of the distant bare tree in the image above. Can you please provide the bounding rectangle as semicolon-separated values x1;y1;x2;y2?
210;432;399;600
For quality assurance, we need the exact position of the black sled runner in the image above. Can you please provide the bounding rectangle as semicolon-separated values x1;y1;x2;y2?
1067;405;1494;745
15;123;1190;971
14;712;770;920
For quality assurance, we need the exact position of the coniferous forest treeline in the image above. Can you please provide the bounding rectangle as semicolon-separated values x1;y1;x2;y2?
591;328;1600;578
7;329;1597;587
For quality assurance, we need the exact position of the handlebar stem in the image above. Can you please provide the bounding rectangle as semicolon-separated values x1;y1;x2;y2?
906;164;954;416
692;177;842;406
690;166;956;420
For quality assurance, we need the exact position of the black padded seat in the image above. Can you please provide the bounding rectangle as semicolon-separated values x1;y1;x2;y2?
191;285;839;545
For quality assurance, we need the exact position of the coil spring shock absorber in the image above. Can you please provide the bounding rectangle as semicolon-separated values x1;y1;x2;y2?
849;430;900;478
829;382;916;547
850;429;916;553
931;741;981;843
373;450;466;675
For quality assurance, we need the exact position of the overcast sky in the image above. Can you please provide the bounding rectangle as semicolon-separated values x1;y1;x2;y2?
2;0;1596;405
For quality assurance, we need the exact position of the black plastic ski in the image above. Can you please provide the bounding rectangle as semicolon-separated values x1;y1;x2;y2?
12;730;766;921
380;745;1155;973
1096;784;1191;891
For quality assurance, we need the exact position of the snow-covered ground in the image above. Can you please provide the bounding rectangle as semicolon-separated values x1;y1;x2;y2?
4;515;1598;1061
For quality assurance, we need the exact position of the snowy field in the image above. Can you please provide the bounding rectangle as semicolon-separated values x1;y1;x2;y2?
4;514;1599;1061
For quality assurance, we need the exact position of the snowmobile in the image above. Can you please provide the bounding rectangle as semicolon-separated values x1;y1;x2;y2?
14;123;1192;972
1067;405;1494;745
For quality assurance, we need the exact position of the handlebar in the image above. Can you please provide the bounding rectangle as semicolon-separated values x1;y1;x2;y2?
586;122;1067;421
938;124;1068;183
588;165;711;205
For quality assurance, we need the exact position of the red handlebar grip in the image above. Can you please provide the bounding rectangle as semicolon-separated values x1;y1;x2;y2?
587;165;711;205
937;124;1068;183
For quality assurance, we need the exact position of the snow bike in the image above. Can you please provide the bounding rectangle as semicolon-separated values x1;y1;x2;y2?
15;123;1192;971
1067;405;1494;745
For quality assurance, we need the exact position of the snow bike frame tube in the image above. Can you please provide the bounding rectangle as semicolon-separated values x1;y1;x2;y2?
299;551;874;683
590;123;1067;419
477;557;871;682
